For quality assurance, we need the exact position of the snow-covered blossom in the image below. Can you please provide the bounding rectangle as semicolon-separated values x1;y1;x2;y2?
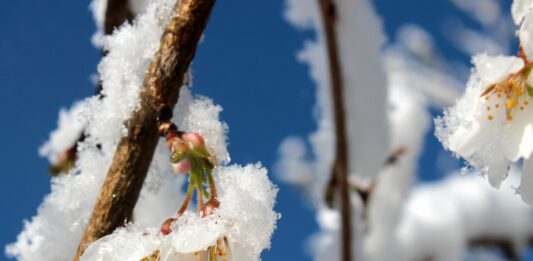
81;164;278;261
435;0;533;204
435;51;533;201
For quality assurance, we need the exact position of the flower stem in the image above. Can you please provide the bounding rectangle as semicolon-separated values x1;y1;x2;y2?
197;181;204;212
206;169;218;199
177;182;194;216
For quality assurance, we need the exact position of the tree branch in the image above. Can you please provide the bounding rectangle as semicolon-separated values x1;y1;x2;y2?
318;0;352;260
104;0;134;35
73;0;216;259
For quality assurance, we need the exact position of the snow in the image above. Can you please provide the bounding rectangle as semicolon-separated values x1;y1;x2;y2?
81;164;279;261
39;100;90;163
397;169;533;261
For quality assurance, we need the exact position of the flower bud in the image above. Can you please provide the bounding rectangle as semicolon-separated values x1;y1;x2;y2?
200;199;220;217
171;138;189;155
160;217;176;235
183;132;205;150
172;158;192;174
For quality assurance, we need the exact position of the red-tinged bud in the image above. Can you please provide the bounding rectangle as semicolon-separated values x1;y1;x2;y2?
172;158;192;174
171;138;189;155
200;199;220;217
166;131;178;149
183;132;205;149
160;217;176;235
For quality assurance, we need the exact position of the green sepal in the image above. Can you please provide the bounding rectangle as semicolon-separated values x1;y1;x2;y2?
169;152;185;164
527;85;533;97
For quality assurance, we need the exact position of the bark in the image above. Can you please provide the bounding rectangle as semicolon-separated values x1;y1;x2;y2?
318;0;352;260
104;0;134;35
73;0;216;259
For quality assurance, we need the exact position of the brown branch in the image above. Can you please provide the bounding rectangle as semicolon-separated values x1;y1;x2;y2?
318;0;352;260
73;0;216;259
104;0;134;35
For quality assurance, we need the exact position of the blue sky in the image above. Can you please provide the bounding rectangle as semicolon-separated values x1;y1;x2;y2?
0;0;523;260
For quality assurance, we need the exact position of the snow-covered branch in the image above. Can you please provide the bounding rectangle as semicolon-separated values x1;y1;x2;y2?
74;0;217;259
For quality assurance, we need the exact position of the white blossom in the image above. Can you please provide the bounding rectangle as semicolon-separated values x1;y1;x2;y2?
435;51;533;203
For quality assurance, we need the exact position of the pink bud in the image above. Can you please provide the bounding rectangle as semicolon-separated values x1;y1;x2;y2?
171;138;189;155
200;199;220;217
172;158;192;174
160;217;176;235
183;132;205;149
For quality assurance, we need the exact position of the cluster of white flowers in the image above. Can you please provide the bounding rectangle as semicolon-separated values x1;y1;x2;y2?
7;0;278;260
436;0;533;204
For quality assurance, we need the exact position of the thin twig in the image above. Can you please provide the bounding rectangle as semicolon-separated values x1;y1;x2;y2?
49;0;133;175
73;0;216;259
318;0;352;260
469;237;524;261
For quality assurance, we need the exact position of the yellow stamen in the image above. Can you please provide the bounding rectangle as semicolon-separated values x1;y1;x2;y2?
507;99;518;111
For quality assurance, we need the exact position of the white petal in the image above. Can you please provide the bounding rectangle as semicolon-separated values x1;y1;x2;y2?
520;157;533;205
520;13;533;59
501;99;533;160
473;54;524;85
487;153;510;188
447;112;499;158
512;0;533;24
